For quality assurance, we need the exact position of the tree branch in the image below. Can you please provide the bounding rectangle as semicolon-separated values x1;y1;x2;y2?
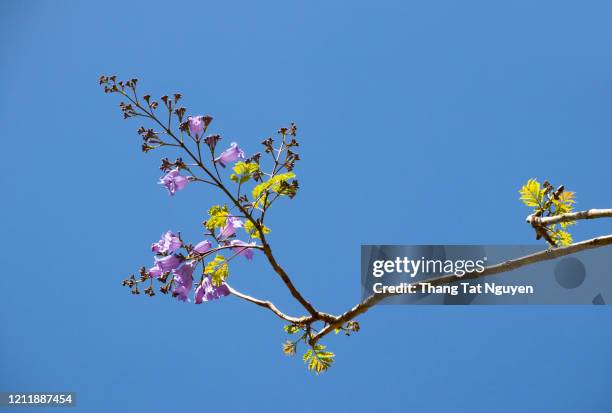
258;239;331;321
104;80;612;355
527;208;612;226
310;233;612;344
226;283;310;324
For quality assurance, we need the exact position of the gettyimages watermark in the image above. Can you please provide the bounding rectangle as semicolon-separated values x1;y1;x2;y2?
361;245;612;305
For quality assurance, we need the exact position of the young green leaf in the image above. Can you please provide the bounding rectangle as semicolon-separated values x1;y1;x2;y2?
230;161;260;184
519;179;544;208
244;220;271;239
284;324;301;335
204;254;229;286
252;172;297;208
205;205;229;230
302;344;335;374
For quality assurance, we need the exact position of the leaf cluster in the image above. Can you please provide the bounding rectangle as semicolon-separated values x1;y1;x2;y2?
519;179;576;246
204;254;229;286
282;323;336;374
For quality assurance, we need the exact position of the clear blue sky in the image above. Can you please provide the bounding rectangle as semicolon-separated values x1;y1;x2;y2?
2;1;612;411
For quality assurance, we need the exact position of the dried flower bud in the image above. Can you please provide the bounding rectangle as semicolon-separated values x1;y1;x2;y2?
283;340;297;356
160;158;171;171
261;137;273;153
204;134;221;151
174;107;186;122
247;153;261;164
158;272;169;283
159;284;169;294
142;143;154;152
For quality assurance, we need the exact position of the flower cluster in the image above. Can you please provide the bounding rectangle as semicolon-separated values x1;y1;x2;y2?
127;230;228;302
124;212;260;302
101;75;342;374
122;123;262;302
117;109;265;302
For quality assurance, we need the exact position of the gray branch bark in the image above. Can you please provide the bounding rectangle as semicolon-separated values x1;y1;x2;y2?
527;208;612;226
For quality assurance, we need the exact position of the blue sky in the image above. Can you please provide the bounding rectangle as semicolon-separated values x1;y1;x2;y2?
2;0;612;411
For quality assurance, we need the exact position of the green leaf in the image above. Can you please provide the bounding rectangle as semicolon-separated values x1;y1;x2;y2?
316;351;335;360
204;254;229;286
554;229;573;246
244;220;271;239
205;205;229;230
230;162;259;184
284;324;301;335
212;263;228;286
519;179;544;208
303;344;335;374
252;172;296;208
553;191;575;215
308;356;318;372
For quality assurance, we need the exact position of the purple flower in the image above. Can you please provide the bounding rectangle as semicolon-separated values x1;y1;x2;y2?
188;116;204;136
148;254;182;278
194;283;205;304
219;215;244;239
193;240;212;254
172;260;196;302
159;168;189;196
215;142;245;167
151;231;182;254
148;264;162;278
194;276;231;304
156;254;183;272
230;240;256;260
